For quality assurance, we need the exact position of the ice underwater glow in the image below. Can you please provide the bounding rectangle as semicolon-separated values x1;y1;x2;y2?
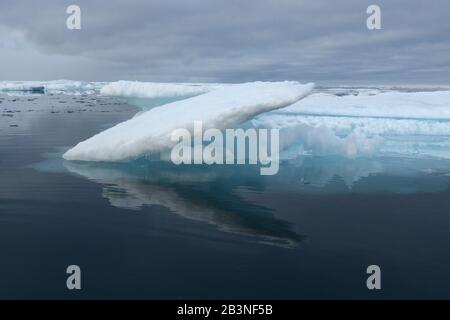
170;121;281;176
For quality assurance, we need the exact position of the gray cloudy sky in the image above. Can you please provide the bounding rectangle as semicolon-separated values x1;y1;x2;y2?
1;0;449;84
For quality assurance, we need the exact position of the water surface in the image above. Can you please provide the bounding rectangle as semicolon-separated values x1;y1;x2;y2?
1;93;450;299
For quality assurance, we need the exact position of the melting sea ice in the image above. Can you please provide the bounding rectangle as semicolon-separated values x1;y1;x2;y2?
1;81;450;298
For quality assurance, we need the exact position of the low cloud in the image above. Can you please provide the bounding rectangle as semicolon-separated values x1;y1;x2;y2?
1;0;449;84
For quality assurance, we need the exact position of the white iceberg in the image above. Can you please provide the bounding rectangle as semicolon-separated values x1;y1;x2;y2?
63;81;314;161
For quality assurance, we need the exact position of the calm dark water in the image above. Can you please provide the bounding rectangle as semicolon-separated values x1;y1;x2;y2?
1;93;450;299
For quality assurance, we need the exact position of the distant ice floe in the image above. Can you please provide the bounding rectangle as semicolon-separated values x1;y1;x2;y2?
275;90;450;120
63;81;315;161
0;80;106;95
100;80;229;98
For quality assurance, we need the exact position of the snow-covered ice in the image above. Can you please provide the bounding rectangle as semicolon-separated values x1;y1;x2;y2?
275;90;450;120
63;81;314;161
100;80;229;98
5;79;447;161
